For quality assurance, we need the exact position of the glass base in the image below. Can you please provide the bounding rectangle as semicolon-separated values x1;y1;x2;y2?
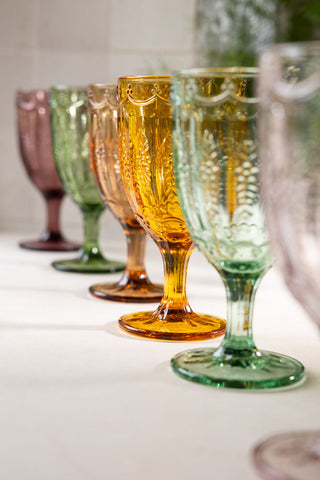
52;257;125;274
171;348;305;389
253;431;320;480
118;311;225;341
19;238;79;252
89;281;163;303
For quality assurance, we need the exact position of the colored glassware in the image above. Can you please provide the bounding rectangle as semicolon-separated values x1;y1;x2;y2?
170;67;304;388
50;86;125;273
16;89;79;251
117;75;225;340
253;42;320;478
87;83;162;302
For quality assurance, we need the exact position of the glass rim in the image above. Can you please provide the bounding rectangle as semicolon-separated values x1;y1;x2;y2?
16;88;47;94
174;67;258;78
50;85;87;93
261;40;320;58
88;82;116;89
118;75;172;83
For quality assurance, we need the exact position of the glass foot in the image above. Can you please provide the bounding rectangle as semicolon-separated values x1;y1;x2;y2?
52;256;125;274
19;237;80;252
118;311;225;341
89;281;163;303
171;348;304;389
253;431;320;480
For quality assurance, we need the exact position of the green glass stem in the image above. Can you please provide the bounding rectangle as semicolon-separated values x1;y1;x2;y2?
78;207;105;262
171;265;304;388
214;269;264;363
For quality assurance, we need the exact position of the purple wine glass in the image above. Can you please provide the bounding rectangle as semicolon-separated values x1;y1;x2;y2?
252;41;320;480
16;89;79;251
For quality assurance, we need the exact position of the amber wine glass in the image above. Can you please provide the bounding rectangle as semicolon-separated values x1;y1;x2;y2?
88;83;162;302
117;75;225;340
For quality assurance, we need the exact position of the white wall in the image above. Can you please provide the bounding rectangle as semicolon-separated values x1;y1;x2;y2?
0;0;196;243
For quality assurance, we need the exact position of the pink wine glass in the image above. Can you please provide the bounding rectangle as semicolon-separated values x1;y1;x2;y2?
253;41;320;480
16;89;79;251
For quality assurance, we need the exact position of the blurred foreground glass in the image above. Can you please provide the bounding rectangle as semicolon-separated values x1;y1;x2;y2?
16;89;79;251
50;86;124;273
117;75;225;340
88;83;162;302
170;68;304;388
253;42;320;478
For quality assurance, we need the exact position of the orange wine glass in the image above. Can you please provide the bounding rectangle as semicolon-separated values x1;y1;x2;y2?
88;83;163;302
117;75;225;340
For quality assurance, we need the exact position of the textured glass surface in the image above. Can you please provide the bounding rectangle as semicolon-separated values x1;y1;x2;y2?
171;67;304;388
252;42;320;478
173;69;271;274
88;83;162;302
117;76;225;340
16;89;79;251
50;86;124;273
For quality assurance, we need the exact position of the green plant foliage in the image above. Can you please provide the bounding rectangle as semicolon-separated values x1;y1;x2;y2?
195;0;320;67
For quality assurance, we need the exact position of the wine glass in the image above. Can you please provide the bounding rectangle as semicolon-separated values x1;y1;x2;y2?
117;75;226;340
50;86;125;273
16;89;79;251
87;83;163;302
170;67;305;388
252;42;320;478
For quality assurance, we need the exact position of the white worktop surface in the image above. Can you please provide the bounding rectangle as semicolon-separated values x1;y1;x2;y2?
0;231;319;480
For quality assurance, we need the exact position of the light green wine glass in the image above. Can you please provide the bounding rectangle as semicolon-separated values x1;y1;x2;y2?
170;68;305;389
50;86;125;273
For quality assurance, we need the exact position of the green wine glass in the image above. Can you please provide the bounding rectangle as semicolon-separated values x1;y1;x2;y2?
50;86;125;273
170;68;305;389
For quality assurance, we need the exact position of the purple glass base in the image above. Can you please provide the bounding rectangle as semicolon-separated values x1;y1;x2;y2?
19;233;80;252
253;430;320;480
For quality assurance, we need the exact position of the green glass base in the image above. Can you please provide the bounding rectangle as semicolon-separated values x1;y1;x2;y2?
171;348;305;389
52;256;125;274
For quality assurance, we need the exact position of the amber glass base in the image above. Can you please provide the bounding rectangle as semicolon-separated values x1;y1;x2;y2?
89;274;163;303
118;308;225;341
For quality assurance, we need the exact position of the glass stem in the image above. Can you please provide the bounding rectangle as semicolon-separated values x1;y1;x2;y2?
219;269;264;354
43;193;64;240
125;226;147;274
118;225;149;285
158;242;194;311
310;432;320;457
80;208;104;259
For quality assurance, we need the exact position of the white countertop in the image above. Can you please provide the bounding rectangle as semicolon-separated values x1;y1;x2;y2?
0;231;319;480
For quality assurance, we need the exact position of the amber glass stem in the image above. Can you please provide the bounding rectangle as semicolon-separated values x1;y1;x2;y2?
119;226;148;283
43;193;64;240
80;208;104;260
159;243;194;310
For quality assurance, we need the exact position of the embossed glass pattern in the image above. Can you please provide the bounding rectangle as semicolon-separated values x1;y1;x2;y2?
170;68;304;388
117;75;225;340
253;42;320;478
16;89;79;251
50;86;124;273
88;83;162;302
